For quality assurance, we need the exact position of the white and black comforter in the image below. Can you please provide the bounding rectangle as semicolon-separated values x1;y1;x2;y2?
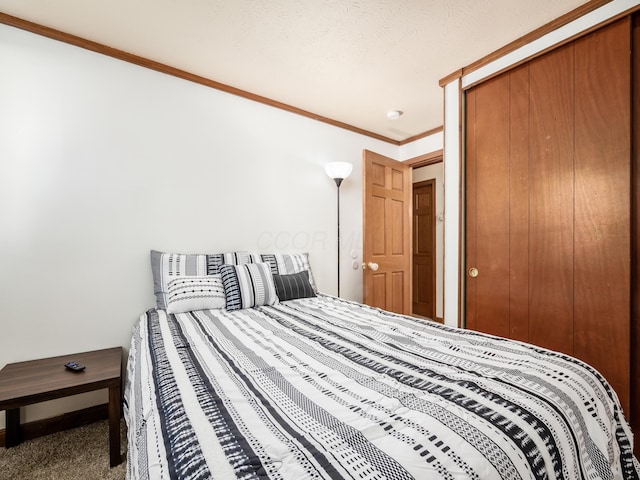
124;295;639;479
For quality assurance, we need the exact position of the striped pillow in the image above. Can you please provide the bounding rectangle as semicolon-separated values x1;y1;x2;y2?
273;271;316;301
151;250;251;310
219;263;278;311
256;253;318;293
166;275;226;313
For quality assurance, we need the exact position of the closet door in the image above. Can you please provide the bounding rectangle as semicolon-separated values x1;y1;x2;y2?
465;73;512;339
465;18;631;412
465;64;530;343
528;44;575;356
573;19;630;408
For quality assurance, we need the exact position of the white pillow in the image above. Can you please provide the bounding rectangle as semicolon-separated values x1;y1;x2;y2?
166;275;226;313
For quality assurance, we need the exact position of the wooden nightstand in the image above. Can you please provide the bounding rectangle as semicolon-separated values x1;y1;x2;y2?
0;347;123;467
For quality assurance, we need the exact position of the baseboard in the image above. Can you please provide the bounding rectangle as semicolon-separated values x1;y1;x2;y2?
0;403;108;447
436;316;444;324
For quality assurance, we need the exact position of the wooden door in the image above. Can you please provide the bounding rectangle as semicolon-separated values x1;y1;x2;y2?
465;71;516;340
412;180;435;319
362;150;411;314
528;44;576;355
632;10;640;446
572;18;630;411
465;18;631;413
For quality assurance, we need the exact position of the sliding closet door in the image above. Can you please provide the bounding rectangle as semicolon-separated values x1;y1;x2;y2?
466;65;530;342
573;19;630;406
465;17;631;412
528;44;575;355
507;67;530;343
465;74;512;338
632;10;640;441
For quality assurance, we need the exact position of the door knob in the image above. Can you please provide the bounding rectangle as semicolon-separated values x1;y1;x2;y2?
363;262;379;271
468;267;479;278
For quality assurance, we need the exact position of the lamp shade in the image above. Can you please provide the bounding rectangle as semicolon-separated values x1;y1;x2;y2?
324;162;353;180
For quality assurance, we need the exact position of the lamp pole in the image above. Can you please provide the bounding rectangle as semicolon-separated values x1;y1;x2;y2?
324;162;353;298
333;177;343;297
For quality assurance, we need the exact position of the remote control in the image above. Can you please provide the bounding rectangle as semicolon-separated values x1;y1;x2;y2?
64;361;86;372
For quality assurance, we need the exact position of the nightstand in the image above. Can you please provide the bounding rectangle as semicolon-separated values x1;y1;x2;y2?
0;347;123;467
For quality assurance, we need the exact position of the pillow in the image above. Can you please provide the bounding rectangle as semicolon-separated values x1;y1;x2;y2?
273;271;316;301
219;263;278;311
166;275;226;313
151;250;251;310
255;253;318;293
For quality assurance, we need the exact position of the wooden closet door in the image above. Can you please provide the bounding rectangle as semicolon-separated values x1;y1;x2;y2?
465;18;631;413
528;43;575;355
465;73;512;338
573;19;630;409
507;67;531;342
465;65;530;342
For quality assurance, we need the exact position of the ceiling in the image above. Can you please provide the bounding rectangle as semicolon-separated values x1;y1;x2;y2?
0;0;589;143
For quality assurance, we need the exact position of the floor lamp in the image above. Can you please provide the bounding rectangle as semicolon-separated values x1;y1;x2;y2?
324;161;353;297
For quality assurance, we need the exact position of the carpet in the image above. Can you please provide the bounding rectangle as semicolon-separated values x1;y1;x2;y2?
0;420;127;480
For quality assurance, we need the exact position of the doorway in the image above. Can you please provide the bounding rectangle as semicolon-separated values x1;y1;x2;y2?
412;179;436;320
411;157;443;322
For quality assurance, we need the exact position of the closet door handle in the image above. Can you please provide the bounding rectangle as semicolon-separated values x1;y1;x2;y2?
468;267;479;278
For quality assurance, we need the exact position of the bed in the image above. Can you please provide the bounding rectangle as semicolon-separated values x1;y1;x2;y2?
124;250;639;480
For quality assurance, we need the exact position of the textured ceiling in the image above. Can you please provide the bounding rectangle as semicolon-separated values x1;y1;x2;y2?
0;0;589;142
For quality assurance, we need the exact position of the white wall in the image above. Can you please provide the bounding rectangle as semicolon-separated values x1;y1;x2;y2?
399;131;443;160
0;23;431;427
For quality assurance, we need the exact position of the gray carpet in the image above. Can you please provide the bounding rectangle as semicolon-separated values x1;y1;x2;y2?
0;420;127;480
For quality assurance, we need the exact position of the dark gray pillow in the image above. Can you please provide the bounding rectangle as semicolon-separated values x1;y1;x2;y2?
273;271;316;301
257;253;318;293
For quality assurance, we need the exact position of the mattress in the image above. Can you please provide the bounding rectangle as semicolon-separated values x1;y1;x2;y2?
124;295;639;479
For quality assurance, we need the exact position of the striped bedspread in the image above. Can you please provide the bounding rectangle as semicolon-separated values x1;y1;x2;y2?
124;295;639;480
